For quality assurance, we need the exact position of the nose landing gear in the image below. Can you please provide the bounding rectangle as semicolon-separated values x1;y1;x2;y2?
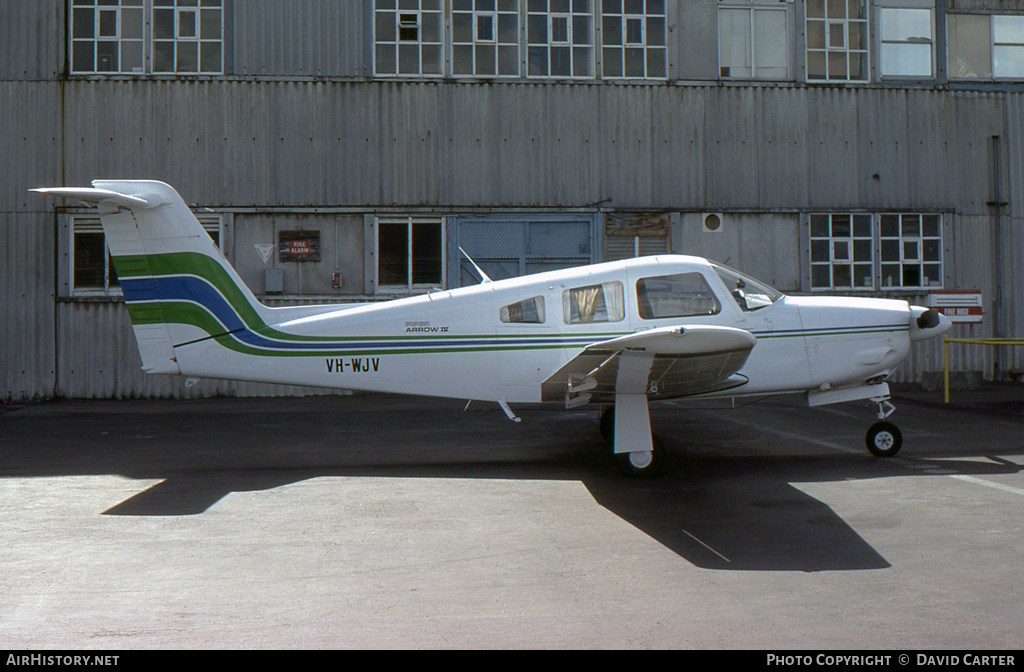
866;395;902;457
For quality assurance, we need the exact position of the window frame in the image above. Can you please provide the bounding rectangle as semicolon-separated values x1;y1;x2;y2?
635;272;722;320
600;0;667;80
804;0;870;83
562;281;625;324
947;13;1024;81
373;0;445;77
717;1;792;81
877;6;934;79
807;212;944;292
64;212;227;299
451;0;521;78
69;0;226;77
527;0;595;79
375;215;447;292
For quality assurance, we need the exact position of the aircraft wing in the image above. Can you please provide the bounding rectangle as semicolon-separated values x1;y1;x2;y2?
541;325;756;406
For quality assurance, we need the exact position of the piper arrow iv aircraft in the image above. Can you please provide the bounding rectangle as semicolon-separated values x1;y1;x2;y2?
34;181;952;477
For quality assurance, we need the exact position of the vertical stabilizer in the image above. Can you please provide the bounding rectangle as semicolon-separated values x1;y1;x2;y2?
32;180;273;376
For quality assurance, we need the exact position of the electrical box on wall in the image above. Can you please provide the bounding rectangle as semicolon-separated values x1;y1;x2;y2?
265;268;284;294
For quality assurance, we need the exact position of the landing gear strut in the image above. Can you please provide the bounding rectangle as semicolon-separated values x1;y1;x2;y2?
599;405;666;478
865;395;902;457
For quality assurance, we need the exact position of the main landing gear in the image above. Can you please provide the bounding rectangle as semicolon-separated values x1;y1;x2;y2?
599;405;666;478
865;395;902;457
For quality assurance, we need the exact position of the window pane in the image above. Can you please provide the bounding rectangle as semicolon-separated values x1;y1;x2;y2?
947;14;992;79
993;46;1024;78
992;16;1024;43
379;222;409;286
177;41;198;71
74;232;106;289
412;222;442;285
636;273;721;319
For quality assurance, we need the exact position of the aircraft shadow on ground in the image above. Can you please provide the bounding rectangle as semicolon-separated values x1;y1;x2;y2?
3;401;1021;573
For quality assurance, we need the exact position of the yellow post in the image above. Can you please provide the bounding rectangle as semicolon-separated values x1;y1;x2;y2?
943;336;950;404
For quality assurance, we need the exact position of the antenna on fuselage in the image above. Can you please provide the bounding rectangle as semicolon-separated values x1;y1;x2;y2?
459;246;493;284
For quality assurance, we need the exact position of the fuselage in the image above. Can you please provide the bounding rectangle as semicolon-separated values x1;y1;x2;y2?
170;255;921;405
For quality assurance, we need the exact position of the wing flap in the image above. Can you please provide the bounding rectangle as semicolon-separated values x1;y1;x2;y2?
541;325;756;404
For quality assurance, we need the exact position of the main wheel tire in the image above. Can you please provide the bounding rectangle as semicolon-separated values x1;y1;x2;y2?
866;421;902;457
615;435;666;478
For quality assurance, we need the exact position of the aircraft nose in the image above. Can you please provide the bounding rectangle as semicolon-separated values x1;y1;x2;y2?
910;306;952;342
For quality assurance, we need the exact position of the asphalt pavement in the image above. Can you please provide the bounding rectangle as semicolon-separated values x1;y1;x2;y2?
1;384;1022;649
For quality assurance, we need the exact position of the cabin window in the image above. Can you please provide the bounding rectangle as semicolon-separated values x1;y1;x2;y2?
636;273;721;320
712;262;782;311
563;281;624;324
500;296;546;323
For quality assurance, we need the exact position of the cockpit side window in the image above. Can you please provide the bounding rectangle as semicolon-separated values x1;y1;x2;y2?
500;296;546;324
636;273;722;320
711;262;783;312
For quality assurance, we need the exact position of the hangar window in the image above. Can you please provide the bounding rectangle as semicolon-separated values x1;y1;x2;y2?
70;0;145;74
152;0;225;74
374;0;444;76
878;7;934;78
948;14;1024;80
376;216;445;291
67;214;224;298
452;0;521;77
636;273;721;320
527;0;594;78
717;2;790;80
805;0;869;82
563;281;624;324
601;0;667;79
500;296;546;323
69;0;224;76
808;213;943;291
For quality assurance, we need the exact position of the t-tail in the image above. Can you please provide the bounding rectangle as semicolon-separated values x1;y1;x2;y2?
32;180;278;376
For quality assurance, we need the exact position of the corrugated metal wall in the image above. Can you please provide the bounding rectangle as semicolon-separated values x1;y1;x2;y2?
3;1;1023;399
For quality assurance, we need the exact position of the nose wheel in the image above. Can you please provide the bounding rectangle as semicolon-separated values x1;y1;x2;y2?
866;420;902;457
865;395;902;457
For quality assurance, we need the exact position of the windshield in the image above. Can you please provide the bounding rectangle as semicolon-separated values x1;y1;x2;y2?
710;262;784;312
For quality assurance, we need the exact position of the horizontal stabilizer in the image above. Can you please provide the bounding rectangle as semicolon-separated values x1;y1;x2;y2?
29;187;165;210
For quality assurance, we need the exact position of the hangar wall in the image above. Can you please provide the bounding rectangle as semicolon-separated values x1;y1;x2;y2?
2;0;1023;399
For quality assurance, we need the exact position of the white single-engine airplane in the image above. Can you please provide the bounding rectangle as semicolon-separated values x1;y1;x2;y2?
34;181;952;477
